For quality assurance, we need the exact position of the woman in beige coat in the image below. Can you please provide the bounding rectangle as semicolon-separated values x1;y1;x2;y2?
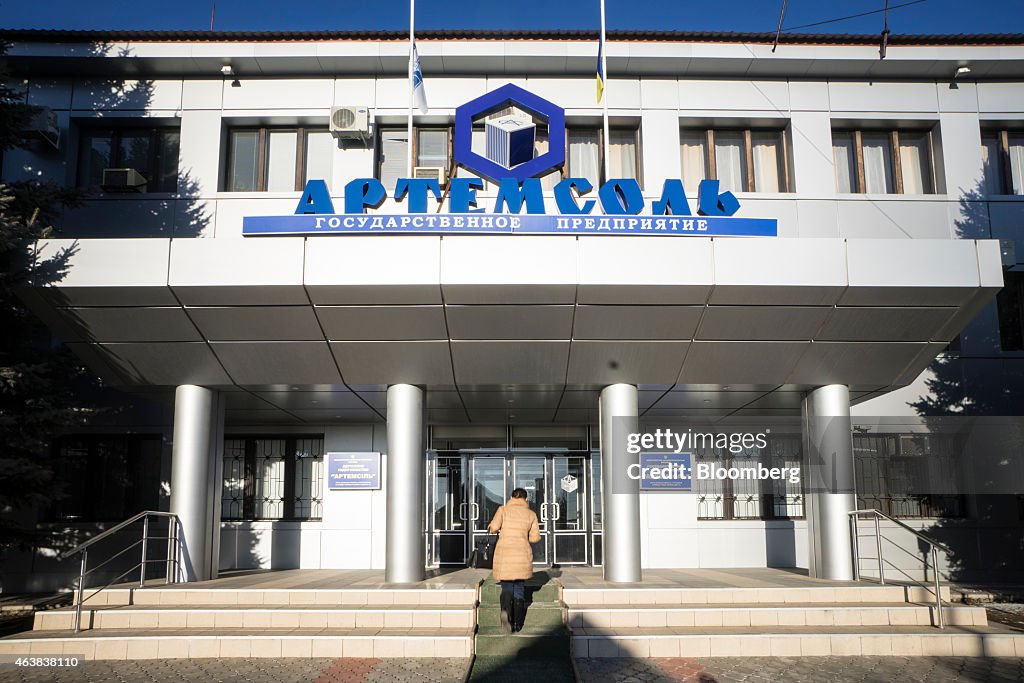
487;488;540;632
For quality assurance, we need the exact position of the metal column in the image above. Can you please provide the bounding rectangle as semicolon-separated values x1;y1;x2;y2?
385;384;426;584
802;384;857;581
599;383;642;583
169;385;221;582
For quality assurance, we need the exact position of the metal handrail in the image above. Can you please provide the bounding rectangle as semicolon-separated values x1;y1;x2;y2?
848;508;948;629
57;510;178;561
56;511;181;632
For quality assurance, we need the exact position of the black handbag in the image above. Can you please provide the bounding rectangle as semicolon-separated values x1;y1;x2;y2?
469;534;498;569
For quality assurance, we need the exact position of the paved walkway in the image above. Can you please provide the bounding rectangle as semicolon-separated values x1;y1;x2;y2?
0;658;470;682
3;657;1023;682
575;657;1024;682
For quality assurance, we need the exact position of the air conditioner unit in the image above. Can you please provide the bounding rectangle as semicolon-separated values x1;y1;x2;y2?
413;166;446;186
101;168;148;193
330;106;370;137
24;107;60;149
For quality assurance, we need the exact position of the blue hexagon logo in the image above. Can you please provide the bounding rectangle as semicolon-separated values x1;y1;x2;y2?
454;83;565;184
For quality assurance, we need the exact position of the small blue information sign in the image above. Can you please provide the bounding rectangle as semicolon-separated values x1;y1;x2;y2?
639;452;692;491
327;452;381;490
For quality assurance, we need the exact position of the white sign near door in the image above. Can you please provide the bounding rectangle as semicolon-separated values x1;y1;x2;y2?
561;474;578;493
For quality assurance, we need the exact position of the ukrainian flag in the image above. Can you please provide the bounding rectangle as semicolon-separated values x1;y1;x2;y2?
596;34;605;103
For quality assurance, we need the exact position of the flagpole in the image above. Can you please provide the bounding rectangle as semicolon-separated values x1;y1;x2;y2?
407;0;415;178
600;0;610;186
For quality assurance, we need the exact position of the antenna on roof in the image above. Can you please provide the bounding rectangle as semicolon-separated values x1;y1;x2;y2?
210;3;216;31
880;0;890;59
772;0;789;53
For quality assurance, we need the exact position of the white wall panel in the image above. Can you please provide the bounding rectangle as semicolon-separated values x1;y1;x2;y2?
639;78;679;110
828;81;938;113
27;78;73;109
837;200;952;240
977;82;1024;113
181;79;222;110
789;111;837;195
788;81;829;111
72;79;182;111
640;110;681;191
222;78;333;110
939;112;984;196
178;110;223;199
938;81;979;113
678;79;790;113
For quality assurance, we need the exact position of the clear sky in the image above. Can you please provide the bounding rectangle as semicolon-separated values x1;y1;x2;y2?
1;0;1022;35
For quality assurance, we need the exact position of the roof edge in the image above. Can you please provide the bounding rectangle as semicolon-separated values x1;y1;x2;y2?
1;28;1023;46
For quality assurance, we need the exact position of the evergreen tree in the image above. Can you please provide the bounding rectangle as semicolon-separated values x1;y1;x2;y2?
0;41;93;553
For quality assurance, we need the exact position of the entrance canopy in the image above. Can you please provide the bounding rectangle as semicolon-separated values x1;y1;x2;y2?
23;235;1002;424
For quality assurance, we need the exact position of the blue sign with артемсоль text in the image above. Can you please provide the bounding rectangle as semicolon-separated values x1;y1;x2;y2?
327;452;380;490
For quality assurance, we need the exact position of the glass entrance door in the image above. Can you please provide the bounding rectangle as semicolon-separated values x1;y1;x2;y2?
427;451;594;567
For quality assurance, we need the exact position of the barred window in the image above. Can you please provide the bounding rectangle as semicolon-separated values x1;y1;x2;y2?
221;436;324;521
853;433;965;519
695;434;804;520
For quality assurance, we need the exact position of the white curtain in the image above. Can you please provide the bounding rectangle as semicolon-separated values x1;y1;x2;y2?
568;129;600;188
378;130;409;191
982;134;1005;195
304;131;333;185
898;132;933;194
861;132;894;194
1009;134;1024;195
714;131;746;192
751;131;782;192
608;129;638;180
417;129;448;169
534;129;560;190
833;133;857;193
679;130;706;192
266;130;298;191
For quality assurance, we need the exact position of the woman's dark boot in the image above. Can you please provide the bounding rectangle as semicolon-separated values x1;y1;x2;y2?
513;598;527;632
499;592;513;633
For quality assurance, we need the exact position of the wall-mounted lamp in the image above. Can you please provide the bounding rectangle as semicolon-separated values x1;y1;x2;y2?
220;65;234;77
955;66;972;78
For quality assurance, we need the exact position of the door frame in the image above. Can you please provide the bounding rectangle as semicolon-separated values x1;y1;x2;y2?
426;449;597;568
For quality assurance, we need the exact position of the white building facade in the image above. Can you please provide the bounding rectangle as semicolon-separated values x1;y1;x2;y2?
2;29;1023;592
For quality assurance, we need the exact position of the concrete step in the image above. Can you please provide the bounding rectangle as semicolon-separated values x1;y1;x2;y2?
77;586;477;607
476;630;569;657
569;624;1024;658
479;582;560;605
478;602;564;631
34;604;476;631
561;584;951;607
567;603;987;629
0;627;474;659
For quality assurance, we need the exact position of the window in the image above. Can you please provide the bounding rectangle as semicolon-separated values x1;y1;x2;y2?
695;435;804;520
48;435;163;522
376;127;452;191
680;127;790;193
226;127;332;192
221;435;324;521
854;434;965;518
564;127;640;189
982;129;1024;195
997;270;1024;352
832;128;937;194
77;126;180;193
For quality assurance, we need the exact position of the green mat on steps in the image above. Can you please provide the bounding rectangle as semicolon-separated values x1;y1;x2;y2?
467;572;575;683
